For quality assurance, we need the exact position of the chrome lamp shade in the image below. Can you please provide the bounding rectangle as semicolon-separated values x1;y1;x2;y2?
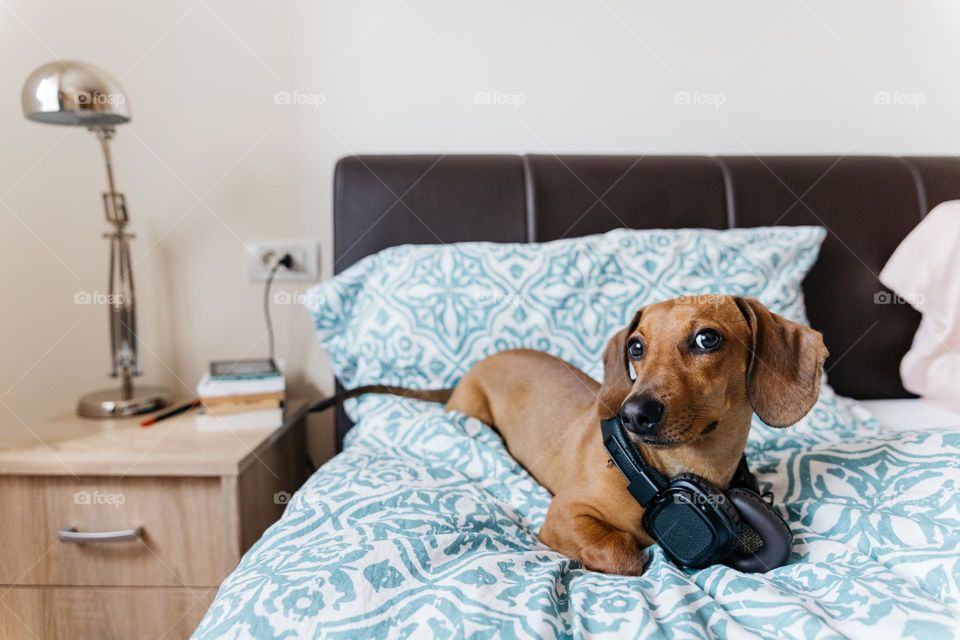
22;61;170;418
22;60;131;127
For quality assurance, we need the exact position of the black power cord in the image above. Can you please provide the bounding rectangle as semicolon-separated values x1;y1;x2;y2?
263;253;294;369
261;252;316;475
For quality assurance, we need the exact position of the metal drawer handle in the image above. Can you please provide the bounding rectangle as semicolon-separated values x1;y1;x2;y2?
58;526;143;543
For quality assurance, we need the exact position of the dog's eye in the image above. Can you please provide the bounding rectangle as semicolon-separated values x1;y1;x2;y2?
693;329;722;352
627;338;644;360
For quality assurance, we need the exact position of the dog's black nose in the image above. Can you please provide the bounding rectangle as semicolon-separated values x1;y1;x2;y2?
620;395;665;435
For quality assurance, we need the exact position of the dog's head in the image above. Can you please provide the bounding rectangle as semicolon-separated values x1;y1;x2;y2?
598;296;827;453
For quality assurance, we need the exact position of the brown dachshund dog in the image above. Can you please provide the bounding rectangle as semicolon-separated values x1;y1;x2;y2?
444;295;827;575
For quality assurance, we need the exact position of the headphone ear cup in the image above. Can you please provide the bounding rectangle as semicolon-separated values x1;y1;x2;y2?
725;488;793;573
667;472;741;564
670;472;741;528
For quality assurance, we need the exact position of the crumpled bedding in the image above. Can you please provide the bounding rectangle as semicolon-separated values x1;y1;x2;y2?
194;400;960;639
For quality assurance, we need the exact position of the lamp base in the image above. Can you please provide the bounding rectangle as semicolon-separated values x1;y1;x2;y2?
78;385;172;418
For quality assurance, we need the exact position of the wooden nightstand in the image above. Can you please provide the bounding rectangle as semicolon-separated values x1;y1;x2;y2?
0;399;309;640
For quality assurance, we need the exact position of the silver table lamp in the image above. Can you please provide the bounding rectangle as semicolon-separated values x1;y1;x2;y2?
22;61;171;417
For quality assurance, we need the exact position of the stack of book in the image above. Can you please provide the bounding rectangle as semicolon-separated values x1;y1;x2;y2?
195;367;285;431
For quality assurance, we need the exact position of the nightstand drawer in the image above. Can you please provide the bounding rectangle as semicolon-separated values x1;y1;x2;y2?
0;476;238;587
0;586;217;640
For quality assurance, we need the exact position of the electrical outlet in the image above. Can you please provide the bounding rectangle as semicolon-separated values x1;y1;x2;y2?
246;240;320;282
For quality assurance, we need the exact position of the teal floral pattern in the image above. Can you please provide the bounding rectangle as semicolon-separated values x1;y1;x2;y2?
302;227;874;447
305;229;824;395
194;404;960;638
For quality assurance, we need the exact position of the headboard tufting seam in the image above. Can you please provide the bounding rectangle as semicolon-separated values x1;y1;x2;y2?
711;156;737;228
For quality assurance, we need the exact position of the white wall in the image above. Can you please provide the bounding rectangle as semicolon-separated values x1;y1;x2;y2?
3;1;959;461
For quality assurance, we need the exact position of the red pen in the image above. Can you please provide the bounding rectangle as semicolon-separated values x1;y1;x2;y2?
140;399;201;428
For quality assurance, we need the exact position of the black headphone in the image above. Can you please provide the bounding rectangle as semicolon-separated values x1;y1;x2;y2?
600;416;793;572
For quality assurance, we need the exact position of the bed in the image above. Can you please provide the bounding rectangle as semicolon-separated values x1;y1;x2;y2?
194;155;960;639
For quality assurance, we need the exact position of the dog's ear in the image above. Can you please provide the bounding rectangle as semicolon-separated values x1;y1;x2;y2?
597;309;643;419
735;297;829;428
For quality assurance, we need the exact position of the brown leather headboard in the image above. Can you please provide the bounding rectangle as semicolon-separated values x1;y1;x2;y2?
333;154;960;446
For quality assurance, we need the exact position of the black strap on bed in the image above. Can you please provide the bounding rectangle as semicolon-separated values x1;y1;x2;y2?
308;393;350;414
307;385;453;415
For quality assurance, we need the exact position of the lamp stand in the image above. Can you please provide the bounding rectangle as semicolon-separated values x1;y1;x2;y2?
77;127;171;418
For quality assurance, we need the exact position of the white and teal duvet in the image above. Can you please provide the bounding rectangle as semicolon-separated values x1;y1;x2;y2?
194;401;960;639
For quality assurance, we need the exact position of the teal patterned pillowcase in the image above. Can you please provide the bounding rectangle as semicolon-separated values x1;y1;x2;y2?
304;226;877;448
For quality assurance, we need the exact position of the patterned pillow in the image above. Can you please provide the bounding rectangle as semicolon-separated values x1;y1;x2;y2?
303;226;877;448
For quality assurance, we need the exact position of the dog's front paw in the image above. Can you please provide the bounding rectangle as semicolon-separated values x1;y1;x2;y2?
577;528;646;576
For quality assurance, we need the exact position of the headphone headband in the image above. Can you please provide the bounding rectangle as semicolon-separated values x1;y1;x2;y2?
599;416;668;505
601;416;758;501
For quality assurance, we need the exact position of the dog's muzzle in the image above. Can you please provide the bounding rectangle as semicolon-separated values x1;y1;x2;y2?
620;394;665;436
